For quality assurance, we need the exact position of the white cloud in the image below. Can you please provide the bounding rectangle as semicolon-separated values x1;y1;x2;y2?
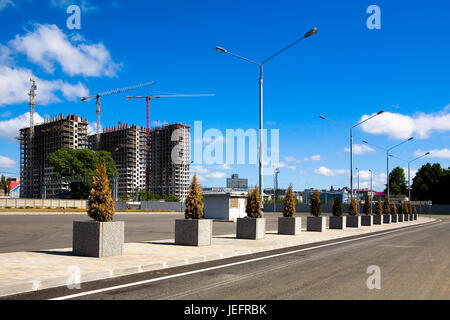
357;171;387;191
10;24;120;77
278;162;296;170
0;65;89;106
344;144;375;155
0;0;13;11
0;112;44;142
415;148;450;159
0;155;16;168
359;106;450;139
190;165;228;182
313;166;349;177
215;163;232;170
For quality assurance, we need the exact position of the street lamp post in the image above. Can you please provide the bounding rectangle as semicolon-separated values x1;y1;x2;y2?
216;28;318;216
319;111;384;201
389;152;430;200
362;137;414;198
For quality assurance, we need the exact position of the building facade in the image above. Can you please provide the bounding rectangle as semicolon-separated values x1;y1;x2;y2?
89;123;147;199
226;174;248;190
148;123;190;200
20;114;89;198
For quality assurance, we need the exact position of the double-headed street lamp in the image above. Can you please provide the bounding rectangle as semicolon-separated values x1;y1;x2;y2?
362;137;414;198
389;152;430;200
216;27;318;215
319;111;384;201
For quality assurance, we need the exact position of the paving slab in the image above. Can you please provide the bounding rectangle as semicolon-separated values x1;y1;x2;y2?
0;217;435;297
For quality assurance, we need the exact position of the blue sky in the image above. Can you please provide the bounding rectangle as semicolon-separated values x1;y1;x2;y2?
0;0;449;192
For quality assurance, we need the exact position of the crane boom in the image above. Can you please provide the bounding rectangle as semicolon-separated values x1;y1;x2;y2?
80;81;156;148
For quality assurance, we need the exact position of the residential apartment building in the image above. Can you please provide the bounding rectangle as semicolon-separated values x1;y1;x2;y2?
19;114;89;198
148;123;190;200
89;123;147;198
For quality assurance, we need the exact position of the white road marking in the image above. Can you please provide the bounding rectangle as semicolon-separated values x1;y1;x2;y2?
50;219;440;300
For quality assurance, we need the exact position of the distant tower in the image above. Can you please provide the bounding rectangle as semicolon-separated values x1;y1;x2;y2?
28;78;37;195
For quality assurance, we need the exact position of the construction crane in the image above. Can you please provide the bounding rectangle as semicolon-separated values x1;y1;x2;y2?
126;93;215;136
127;93;214;189
81;81;156;147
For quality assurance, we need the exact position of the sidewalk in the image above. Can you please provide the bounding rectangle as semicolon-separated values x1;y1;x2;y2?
0;217;435;297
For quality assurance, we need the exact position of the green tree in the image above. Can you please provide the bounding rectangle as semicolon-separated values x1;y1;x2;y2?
139;190;160;201
0;175;10;195
185;175;203;219
349;197;358;215
246;187;262;218
310;190;322;217
165;195;180;202
375;198;383;215
48;147;118;199
118;194;132;202
87;162;115;222
282;186;296;218
332;197;343;216
382;195;391;214
411;163;449;204
385;167;407;195
363;194;372;215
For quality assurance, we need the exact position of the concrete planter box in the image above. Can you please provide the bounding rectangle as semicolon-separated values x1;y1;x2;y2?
307;216;326;232
237;218;266;239
382;214;391;224
361;215;373;226
175;219;212;246
404;214;409;221
391;215;398;223
409;214;414;221
414;213;418;220
398;214;404;222
73;220;124;258
329;216;346;229
278;217;301;235
373;215;383;225
346;215;361;228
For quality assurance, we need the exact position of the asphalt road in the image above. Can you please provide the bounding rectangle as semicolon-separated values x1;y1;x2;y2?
0;212;288;253
4;215;449;300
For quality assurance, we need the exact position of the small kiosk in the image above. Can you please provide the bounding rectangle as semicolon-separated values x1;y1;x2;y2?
203;190;248;221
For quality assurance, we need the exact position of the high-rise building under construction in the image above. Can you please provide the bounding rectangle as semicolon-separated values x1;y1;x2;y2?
88;123;147;199
148;123;190;200
19;114;89;198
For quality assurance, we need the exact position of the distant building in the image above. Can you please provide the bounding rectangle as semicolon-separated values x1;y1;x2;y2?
89;123;147;198
226;174;248;190
263;188;303;203
148;123;190;200
20;114;89;198
303;187;350;204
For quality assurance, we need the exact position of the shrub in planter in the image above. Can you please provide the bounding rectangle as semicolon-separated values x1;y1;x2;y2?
278;186;301;235
382;196;391;215
390;203;398;222
397;203;404;222
363;194;372;215
403;201;410;221
412;205;418;220
307;190;325;231
329;197;346;229
237;187;265;239
376;198;383;215
176;175;212;246
347;197;361;227
73;162;123;257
